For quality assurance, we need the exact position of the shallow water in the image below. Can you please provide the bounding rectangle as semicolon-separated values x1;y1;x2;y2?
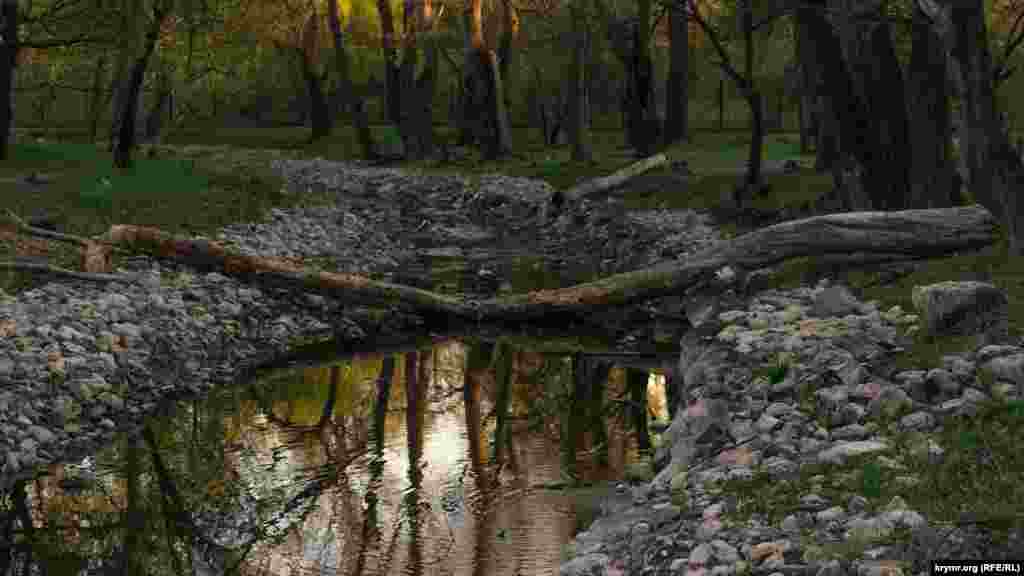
8;337;669;576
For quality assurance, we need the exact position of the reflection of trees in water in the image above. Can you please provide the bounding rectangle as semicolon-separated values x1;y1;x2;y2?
4;339;658;575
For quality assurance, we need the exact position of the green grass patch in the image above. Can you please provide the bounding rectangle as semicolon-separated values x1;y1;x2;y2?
0;139;302;294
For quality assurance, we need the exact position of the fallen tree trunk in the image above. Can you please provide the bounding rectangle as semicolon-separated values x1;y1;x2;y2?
91;205;996;326
559;152;667;204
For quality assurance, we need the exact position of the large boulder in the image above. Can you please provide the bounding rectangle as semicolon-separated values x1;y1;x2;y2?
911;281;1010;345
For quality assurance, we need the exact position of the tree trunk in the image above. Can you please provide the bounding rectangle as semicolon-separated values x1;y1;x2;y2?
499;0;518;122
143;62;171;144
88;53;108;144
741;90;765;199
301;13;333;143
96;205;998;325
735;0;764;209
860;21;911;211
815;93;840;171
327;0;377;160
792;6;819;155
398;0;421;158
825;0;910;210
569;0;592;162
375;0;401;125
302;52;332;142
718;78;724;130
113;0;169;170
462;0;511;162
664;1;689;144
906;4;955;208
0;0;18;161
629;16;658;157
919;0;1024;254
805;0;875;195
397;0;440;160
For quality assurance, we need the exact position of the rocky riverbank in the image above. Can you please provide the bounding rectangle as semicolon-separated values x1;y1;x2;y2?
560;275;1024;576
0;155;719;492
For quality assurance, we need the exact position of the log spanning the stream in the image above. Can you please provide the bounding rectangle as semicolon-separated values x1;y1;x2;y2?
85;205;997;326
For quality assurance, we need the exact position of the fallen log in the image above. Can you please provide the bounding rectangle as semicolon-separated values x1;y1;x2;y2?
557;152;668;204
93;205;997;326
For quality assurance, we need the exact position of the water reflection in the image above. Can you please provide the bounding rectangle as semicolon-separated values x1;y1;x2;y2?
0;339;668;576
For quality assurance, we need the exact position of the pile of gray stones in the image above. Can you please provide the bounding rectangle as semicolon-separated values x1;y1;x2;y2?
560;269;1024;576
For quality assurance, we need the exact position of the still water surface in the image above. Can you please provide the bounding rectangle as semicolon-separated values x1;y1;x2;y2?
13;338;669;575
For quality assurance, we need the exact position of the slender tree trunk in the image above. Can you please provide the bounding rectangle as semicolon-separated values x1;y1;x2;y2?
143;61;171;144
88;53;108;143
327;0;377;160
462;0;511;159
301;14;333;143
398;0;420;157
499;0;518;121
0;0;18;161
736;0;764;208
414;0;441;159
792;5;819;155
630;16;657;157
376;0;401;125
569;0;592;162
113;0;170;169
906;4;955;208
665;1;689;144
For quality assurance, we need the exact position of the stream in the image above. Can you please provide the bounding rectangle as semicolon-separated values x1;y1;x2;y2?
15;336;670;575
0;155;709;575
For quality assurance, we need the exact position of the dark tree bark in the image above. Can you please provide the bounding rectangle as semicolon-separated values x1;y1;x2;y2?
326;0;377;160
665;1;689;145
790;6;819;155
821;0;910;210
113;0;171;170
688;0;766;207
628;18;659;157
569;0;592;162
396;0;442;160
375;0;401;125
143;63;171;143
88;53;109;143
300;13;332;143
0;0;18;161
803;0;875;207
919;0;1024;254
461;0;512;160
859;22;911;210
738;0;764;204
906;3;956;208
498;0;518;120
300;50;332;142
